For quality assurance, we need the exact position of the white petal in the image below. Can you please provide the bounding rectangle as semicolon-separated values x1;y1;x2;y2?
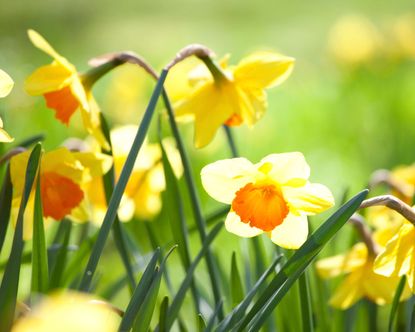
201;157;255;204
257;152;310;186
269;213;308;249
225;211;263;237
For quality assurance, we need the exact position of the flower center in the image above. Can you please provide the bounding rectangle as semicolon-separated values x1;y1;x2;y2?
232;182;289;231
41;171;84;220
44;86;79;124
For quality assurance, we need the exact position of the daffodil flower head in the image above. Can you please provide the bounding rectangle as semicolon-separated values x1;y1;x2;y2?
0;69;14;142
24;30;109;149
201;152;334;249
316;242;411;309
11;291;119;332
390;163;415;202
10;147;112;239
170;52;295;148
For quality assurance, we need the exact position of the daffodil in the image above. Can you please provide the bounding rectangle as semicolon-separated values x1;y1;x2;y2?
316;241;411;309
201;152;334;249
374;218;415;291
10;147;111;239
390;163;415;202
11;291;119;332
391;14;415;59
24;30;109;149
0;68;14;142
84;125;182;224
169;52;294;148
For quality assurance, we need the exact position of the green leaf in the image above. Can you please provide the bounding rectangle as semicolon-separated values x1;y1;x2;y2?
298;271;314;332
205;300;224;332
230;252;244;307
14;134;45;148
388;275;407;332
198;314;207;332
158;296;169;332
79;70;168;292
0;143;42;332
31;175;49;294
119;248;161;332
0;166;12;254
133;247;176;332
236;189;368;331
158;222;223;331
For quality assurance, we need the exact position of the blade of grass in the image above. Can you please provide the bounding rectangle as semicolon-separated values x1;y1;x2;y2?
14;134;45;148
236;190;368;331
118;248;160;332
162;89;224;319
198;314;207;332
230;252;244;308
31;175;49;294
0;165;12;254
0;143;42;332
389;275;407;332
298;271;314;332
205;300;224;332
79;70;167;292
158;296;169;332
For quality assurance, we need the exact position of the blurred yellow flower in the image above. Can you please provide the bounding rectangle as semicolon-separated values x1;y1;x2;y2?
10;147;111;239
316;242;411;309
11;291;119;332
24;30;109;149
201;152;334;249
374;219;415;291
390;163;415;202
169;52;294;148
0;69;14;142
328;15;381;66
391;14;415;59
84;125;183;224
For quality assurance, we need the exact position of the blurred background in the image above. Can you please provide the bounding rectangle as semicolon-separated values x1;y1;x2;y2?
1;1;415;329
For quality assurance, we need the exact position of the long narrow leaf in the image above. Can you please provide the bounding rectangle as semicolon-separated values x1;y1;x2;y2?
0;143;42;331
158;296;169;332
79;70;168;292
230;252;244;307
389;275;407;332
298;272;314;332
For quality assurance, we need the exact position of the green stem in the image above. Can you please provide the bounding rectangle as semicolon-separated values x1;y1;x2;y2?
78;70;168;292
81;58;124;89
162;89;224;320
223;125;238;158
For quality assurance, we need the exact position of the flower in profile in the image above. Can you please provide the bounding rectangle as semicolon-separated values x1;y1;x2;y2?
328;15;381;66
24;29;109;149
11;291;119;332
316;240;411;309
0;69;14;142
169;52;294;148
201;152;334;249
10;147;111;239
83;125;183;223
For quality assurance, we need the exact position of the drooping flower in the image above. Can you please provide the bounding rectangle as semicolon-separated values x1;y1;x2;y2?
0;69;14;142
316;241;411;309
168;52;294;148
11;291;119;332
10;147;112;239
24;30;109;149
83;125;183;224
201;152;334;249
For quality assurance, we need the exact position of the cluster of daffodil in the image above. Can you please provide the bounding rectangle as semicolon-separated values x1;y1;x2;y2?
316;162;415;310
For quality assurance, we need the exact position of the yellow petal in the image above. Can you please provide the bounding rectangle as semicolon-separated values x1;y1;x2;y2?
224;210;263;237
201;157;255;204
282;182;334;215
316;255;348;279
233;51;295;89
269;213;308;249
10;150;31;199
0;69;14;98
236;86;267;126
72;152;113;181
25;62;74;96
42;147;84;183
0;127;14;142
329;267;364;309
257;152;310;186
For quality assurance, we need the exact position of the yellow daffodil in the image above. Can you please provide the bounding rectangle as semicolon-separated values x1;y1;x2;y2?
169;52;294;148
366;206;404;230
84;125;182;224
390;163;415;202
11;291;119;332
201;152;334;249
10;147;111;239
391;14;415;59
316;241;411;309
374;218;415;291
24;30;109;149
328;15;381;66
0;69;14;142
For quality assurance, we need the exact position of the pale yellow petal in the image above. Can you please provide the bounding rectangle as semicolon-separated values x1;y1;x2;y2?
0;69;14;98
10;150;31;199
72;152;113;181
233;51;295;89
201;157;255;204
0;127;14;142
269;213;308;249
42;147;84;183
282;182;334;215
224;210;263;237
329;268;364;309
257;152;310;186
